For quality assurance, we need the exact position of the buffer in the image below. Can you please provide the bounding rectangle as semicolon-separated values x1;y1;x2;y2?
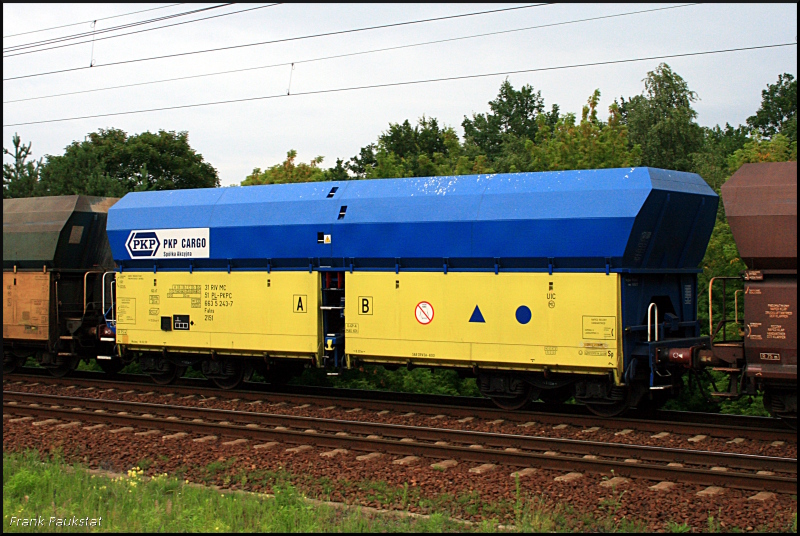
469;305;485;323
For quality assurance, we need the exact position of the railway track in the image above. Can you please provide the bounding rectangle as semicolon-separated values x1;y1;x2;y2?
4;390;796;494
5;370;795;442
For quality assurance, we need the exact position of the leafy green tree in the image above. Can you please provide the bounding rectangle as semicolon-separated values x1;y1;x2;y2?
380;118;443;160
620;63;702;171
690;124;750;192
242;150;326;185
377;116;458;178
3;133;41;198
697;216;746;340
462;79;546;159
489;134;531;173
727;132;797;169
349;116;469;179
746;73;797;143
526;90;641;171
346;144;377;179
322;158;350;181
367;147;404;179
37;128;219;197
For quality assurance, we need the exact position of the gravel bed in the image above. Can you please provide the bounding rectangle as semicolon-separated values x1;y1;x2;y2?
5;381;796;460
3;416;797;532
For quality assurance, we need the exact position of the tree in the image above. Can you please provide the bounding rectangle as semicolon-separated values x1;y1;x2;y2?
526;90;641;171
323;158;350;181
690;124;750;192
3;133;41;198
242;150;326;185
727;133;797;172
374;116;456;177
348;116;465;179
746;73;797;143
346;143;377;179
620;63;702;171
462;79;546;159
37;128;219;197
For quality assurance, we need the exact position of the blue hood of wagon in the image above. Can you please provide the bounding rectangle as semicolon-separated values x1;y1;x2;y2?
107;168;718;272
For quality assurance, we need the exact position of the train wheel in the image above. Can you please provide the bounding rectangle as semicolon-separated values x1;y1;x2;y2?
491;385;535;411
539;386;573;406
48;362;73;378
584;400;629;417
211;361;246;390
763;390;797;428
150;364;186;385
3;353;19;375
584;394;631;418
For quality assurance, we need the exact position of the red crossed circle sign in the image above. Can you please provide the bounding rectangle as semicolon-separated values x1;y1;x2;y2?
415;301;434;325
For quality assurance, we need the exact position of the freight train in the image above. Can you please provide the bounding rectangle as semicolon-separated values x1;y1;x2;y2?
3;196;118;376
3;164;796;421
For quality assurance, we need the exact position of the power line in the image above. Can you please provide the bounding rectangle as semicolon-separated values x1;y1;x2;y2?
4;4;280;58
4;42;794;128
3;4;552;82
3;4;232;54
2;4;184;39
4;4;700;105
4;4;228;52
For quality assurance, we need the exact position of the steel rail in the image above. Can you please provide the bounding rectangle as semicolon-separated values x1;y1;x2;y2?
4;391;796;493
6;371;795;442
5;390;794;474
5;402;794;494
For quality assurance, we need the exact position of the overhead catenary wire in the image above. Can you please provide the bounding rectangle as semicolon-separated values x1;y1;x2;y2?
4;4;281;58
4;3;700;105
2;3;184;39
4;42;795;128
3;4;231;53
3;4;552;82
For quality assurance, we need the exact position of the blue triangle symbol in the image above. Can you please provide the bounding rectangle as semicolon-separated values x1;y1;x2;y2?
469;305;485;323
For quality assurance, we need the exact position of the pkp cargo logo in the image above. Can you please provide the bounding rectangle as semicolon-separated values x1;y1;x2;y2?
126;231;160;257
124;228;210;259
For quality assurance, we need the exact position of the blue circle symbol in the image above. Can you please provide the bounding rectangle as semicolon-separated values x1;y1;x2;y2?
515;305;531;324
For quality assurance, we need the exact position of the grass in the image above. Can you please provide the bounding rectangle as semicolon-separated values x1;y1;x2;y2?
661;369;769;416
5;450;797;533
3;451;472;533
666;520;692;533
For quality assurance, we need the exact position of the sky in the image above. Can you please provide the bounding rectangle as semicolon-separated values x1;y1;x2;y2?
3;3;797;186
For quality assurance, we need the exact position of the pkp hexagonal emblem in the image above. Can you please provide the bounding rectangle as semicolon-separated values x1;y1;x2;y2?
126;231;160;257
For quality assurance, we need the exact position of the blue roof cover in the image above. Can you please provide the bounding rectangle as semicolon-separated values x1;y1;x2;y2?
107;168;718;272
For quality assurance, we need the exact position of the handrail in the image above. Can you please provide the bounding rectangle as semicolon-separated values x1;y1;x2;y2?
83;270;104;315
708;276;744;346
54;280;59;330
647;302;658;342
110;281;116;326
734;289;743;325
102;271;116;326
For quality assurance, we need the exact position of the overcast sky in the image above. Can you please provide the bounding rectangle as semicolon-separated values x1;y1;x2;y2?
3;3;797;186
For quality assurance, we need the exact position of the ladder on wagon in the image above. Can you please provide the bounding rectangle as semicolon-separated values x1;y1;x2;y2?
707;276;746;398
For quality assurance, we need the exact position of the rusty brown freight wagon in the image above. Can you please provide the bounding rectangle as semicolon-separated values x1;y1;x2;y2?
3;195;119;375
716;161;797;421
